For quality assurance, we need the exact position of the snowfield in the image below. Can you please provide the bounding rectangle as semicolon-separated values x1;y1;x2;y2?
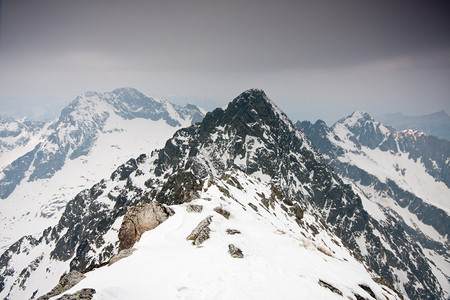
54;171;401;300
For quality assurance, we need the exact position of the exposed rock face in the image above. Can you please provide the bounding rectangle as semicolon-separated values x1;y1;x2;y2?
0;89;429;299
228;244;244;258
118;202;174;251
248;203;258;212
108;248;136;266
297;114;449;299
214;207;230;219
57;288;96;300
186;216;213;245
186;204;203;213
37;271;86;300
318;280;343;296
226;229;241;235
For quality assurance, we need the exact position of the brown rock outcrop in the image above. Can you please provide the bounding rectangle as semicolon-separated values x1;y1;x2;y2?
118;202;174;251
186;204;203;213
108;248;136;266
186;216;213;245
214;206;230;219
57;288;96;300
37;271;86;300
228;244;244;258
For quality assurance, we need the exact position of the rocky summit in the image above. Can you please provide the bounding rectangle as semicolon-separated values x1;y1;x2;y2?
0;89;447;299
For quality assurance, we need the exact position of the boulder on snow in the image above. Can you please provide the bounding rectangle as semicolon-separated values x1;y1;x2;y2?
214;206;230;219
186;204;203;213
57;288;96;300
108;248;136;266
186;216;213;245
248;203;258;212
318;280;343;296
228;244;244;258
226;229;241;235
118;202;174;251
37;271;86;300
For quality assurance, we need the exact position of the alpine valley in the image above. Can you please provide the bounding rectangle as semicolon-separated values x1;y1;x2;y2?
0;89;448;299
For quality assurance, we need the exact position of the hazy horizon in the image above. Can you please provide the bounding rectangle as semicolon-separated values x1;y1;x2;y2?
1;0;449;124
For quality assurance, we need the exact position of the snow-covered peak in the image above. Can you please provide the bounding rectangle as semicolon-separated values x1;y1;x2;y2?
398;128;426;139
111;87;146;99
336;110;374;128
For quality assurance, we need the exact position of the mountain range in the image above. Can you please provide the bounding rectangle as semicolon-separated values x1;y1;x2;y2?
377;110;450;141
0;89;448;299
0;87;204;250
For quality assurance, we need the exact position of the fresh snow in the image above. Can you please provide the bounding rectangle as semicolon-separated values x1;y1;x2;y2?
0;90;204;251
53;171;399;300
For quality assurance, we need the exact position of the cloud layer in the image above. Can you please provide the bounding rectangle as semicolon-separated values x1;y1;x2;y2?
1;0;449;123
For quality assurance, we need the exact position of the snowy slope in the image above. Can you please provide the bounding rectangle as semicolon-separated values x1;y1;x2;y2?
332;112;449;212
51;170;400;300
0;88;204;250
0;116;46;170
298;111;450;299
0;89;445;299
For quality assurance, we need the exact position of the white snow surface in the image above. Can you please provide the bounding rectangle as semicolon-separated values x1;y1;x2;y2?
0;90;202;251
328;112;450;296
332;113;450;213
53;171;400;300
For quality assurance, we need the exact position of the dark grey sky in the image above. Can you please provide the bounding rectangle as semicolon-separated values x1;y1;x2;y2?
1;0;449;124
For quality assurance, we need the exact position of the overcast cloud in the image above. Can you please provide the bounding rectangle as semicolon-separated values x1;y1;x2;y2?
1;0;449;124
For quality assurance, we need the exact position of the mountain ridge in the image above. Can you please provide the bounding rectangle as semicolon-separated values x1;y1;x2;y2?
0;88;205;251
0;90;447;299
377;110;450;141
298;110;449;298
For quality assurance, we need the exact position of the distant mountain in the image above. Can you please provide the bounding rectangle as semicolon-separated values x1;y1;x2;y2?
0;90;445;299
0;116;45;170
298;111;449;299
377;110;450;140
0;87;204;250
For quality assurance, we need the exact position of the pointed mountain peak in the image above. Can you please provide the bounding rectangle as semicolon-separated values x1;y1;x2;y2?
111;87;149;101
347;110;373;122
206;89;294;134
233;88;267;102
335;110;375;128
230;89;278;113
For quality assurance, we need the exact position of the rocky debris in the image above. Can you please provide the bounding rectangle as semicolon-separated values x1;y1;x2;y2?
318;279;343;296
214;206;230;219
226;229;241;235
373;277;404;300
57;288;96;300
228;244;244;258
186;204;203;213
37;271;86;300
186;216;213;246
118;202;174;251
108;248;136;266
248;203;258;212
358;284;376;299
178;178;203;204
291;203;304;222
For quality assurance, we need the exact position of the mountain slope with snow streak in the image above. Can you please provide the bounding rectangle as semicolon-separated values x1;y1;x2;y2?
51;170;400;300
0;88;204;250
298;111;450;299
0;89;444;299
